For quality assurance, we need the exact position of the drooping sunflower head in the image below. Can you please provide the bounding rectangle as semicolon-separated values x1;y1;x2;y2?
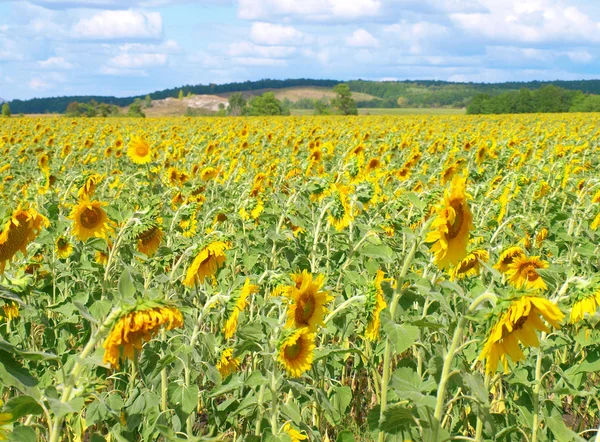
426;174;473;269
135;225;163;257
200;166;219;181
183;241;228;287
479;295;564;375
216;348;241;378
450;249;489;280
569;291;600;324
506;255;548;291
494;246;525;273
0;206;49;273
283;423;308;442
55;235;73;259
77;173;103;198
102;302;184;369
2;302;20;321
285;270;331;332
69;198;110;242
364;270;388;342
278;328;316;378
327;184;353;231
127;136;152;165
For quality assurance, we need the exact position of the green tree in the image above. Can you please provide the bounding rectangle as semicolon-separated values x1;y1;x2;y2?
313;98;331;115
144;95;152;108
127;99;146;118
331;84;358;115
178;89;184;100
2;102;11;117
227;92;247;116
246;92;288;116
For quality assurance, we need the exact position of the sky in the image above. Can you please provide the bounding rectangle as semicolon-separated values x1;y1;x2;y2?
1;0;600;100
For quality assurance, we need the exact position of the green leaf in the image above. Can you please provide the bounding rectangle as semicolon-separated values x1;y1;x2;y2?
336;430;355;442
546;410;586;442
380;403;415;434
47;397;85;419
405;192;426;210
85;400;110;426
331;386;352;421
360;244;395;263
0;350;38;387
2;396;43;420
8;425;36;442
118;268;136;298
382;321;418;355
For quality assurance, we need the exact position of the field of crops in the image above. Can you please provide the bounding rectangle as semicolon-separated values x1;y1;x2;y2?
0;114;599;442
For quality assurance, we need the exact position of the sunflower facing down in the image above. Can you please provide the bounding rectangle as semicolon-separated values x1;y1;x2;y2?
283;423;308;442
223;278;259;339
426;174;473;269
127;136;152;164
69;198;110;242
365;270;388;341
278;328;316;378
136;225;163;257
2;302;19;321
0;206;49;273
506;255;548;291
450;249;489;280
102;303;183;369
183;241;228;287
570;291;600;324
216;348;241;378
479;296;564;375
55;236;73;259
494;246;525;273
285;270;332;332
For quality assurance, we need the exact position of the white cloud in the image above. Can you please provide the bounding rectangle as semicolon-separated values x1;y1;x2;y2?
108;52;167;68
346;28;379;47
250;22;306;46
39;57;75;69
567;49;593;63
238;0;381;21
232;57;287;67
100;66;149;76
228;41;296;58
73;10;163;40
118;39;180;53
28;78;51;90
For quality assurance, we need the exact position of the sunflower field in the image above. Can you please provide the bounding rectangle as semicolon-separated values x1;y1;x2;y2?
1;114;600;442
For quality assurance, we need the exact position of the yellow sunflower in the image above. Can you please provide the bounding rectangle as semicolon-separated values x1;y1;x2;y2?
200;166;219;181
136;226;163;257
494;246;525;273
0;412;12;441
216;348;241;378
570;291;600;324
479;296;564;375
450;249;489;280
285;270;332;332
2;302;19;321
283;423;308;442
506;255;548;291
365;270;388;341
55;236;73;259
426;174;473;269
183;241;228;287
102;304;183;369
223;278;258;339
328;184;353;231
278;328;315;378
69;198;110;242
0;206;49;273
127;136;152;164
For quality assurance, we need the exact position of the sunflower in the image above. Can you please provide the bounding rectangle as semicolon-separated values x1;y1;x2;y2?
327;184;353;231
426;174;473;269
0;412;11;441
365;270;388;341
102;303;183;369
570;291;600;324
2;302;19;321
183;241;228;287
283;423;308;442
55;236;73;259
0;206;49;273
136;226;163;257
494;246;525;273
450;249;489;280
535;228;548;247
223;278;258;339
201;166;219;181
77;173;103;198
285;270;332;332
216;348;241;378
506;256;548;291
278;328;315;378
479;296;564;375
69;198;110;242
127;136;152;164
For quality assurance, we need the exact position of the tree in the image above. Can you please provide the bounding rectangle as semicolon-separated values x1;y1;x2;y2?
144;95;152;108
331;84;358;115
178;89;184;100
2;102;11;117
227;92;247;116
246;92;289;116
313;98;331;115
127;99;146;118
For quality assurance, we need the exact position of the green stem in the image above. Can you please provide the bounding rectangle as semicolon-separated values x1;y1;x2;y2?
270;362;280;435
531;333;545;442
255;384;266;436
48;308;121;442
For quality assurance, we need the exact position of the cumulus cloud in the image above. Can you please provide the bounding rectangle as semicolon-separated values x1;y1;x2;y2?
39;56;75;69
28;78;51;90
73;10;163;40
100;66;149;76
346;29;379;47
238;0;381;22
108;52;167;68
228;41;296;58
250;22;306;46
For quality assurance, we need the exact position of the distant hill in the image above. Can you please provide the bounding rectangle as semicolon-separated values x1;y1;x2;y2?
8;78;600;114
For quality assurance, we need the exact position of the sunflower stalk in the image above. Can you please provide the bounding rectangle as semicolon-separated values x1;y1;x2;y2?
48;307;121;442
531;332;546;442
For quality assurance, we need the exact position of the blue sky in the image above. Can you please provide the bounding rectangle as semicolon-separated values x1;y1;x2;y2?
1;0;600;100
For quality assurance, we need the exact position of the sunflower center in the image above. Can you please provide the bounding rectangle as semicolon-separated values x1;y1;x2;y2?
138;226;158;245
525;267;539;281
80;207;100;229
513;314;529;330
284;341;302;360
135;143;149;157
447;200;464;239
296;294;316;323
